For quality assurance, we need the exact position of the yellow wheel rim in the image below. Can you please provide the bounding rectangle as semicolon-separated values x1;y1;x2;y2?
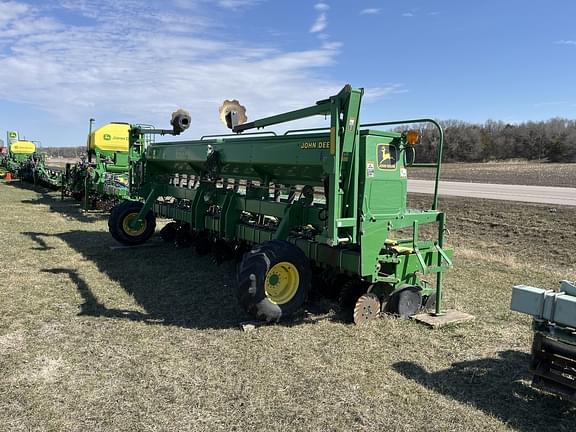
122;213;147;237
264;261;299;305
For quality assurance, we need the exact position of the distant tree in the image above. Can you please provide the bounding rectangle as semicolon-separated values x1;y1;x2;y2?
399;117;576;163
42;117;576;163
42;146;85;158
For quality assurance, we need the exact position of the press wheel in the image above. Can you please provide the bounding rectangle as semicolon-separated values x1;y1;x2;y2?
353;293;381;325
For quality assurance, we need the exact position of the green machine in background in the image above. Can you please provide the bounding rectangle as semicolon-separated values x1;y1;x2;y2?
62;121;153;209
2;131;37;176
512;281;576;401
108;85;453;323
0;139;6;177
2;130;61;189
20;152;62;189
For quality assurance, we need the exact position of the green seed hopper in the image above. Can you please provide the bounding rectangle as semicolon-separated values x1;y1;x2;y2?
511;281;576;400
62;121;153;209
109;85;453;323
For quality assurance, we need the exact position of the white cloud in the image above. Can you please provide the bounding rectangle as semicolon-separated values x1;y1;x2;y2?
309;3;339;53
217;0;262;10
402;12;414;17
0;1;30;26
321;41;342;50
310;13;327;33
360;8;380;15
363;85;406;102
0;1;347;136
310;2;330;33
556;40;576;46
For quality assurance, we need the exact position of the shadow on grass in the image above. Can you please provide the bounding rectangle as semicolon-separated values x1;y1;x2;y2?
35;229;252;330
21;232;56;251
393;350;576;432
31;227;341;330
42;268;157;322
6;180;107;224
9;182;353;328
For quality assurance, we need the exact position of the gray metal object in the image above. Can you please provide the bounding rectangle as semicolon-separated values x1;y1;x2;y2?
561;280;576;296
512;281;576;401
511;284;576;328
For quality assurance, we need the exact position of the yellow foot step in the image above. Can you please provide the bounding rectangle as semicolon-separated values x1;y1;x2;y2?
412;309;475;329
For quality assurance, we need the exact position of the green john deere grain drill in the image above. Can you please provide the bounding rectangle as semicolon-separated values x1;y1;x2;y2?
108;85;453;323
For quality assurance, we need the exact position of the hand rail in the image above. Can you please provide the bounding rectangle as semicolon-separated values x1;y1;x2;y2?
284;127;330;136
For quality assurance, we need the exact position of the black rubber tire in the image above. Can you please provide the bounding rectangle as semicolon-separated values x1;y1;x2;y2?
338;279;367;310
108;201;156;245
323;272;349;300
310;271;329;303
159;222;178;242
194;231;213;255
213;239;234;264
233;241;249;263
237;240;311;322
174;224;196;248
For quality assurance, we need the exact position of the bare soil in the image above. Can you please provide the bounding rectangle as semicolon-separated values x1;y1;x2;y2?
411;162;576;188
409;194;576;270
44;157;78;170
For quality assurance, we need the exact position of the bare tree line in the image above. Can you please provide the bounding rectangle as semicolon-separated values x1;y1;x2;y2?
39;117;576;163
41;146;85;158
413;118;576;163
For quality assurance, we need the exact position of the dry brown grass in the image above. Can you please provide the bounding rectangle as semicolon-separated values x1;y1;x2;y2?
1;181;575;431
410;162;576;187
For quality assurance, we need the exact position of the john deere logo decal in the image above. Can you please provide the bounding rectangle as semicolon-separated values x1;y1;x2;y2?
377;144;397;169
8;132;17;138
103;134;111;140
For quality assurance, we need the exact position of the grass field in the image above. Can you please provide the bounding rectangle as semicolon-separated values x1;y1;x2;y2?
1;182;575;431
410;162;576;188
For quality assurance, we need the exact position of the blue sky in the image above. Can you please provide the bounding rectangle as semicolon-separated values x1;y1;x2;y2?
1;0;575;147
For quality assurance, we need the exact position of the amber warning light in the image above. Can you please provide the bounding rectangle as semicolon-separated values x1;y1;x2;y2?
405;130;419;145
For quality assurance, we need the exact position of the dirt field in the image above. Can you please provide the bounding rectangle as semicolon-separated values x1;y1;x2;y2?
410;162;576;188
1;182;575;431
44;157;78;170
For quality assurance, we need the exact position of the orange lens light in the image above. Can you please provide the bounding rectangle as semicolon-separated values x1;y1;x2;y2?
405;130;419;145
